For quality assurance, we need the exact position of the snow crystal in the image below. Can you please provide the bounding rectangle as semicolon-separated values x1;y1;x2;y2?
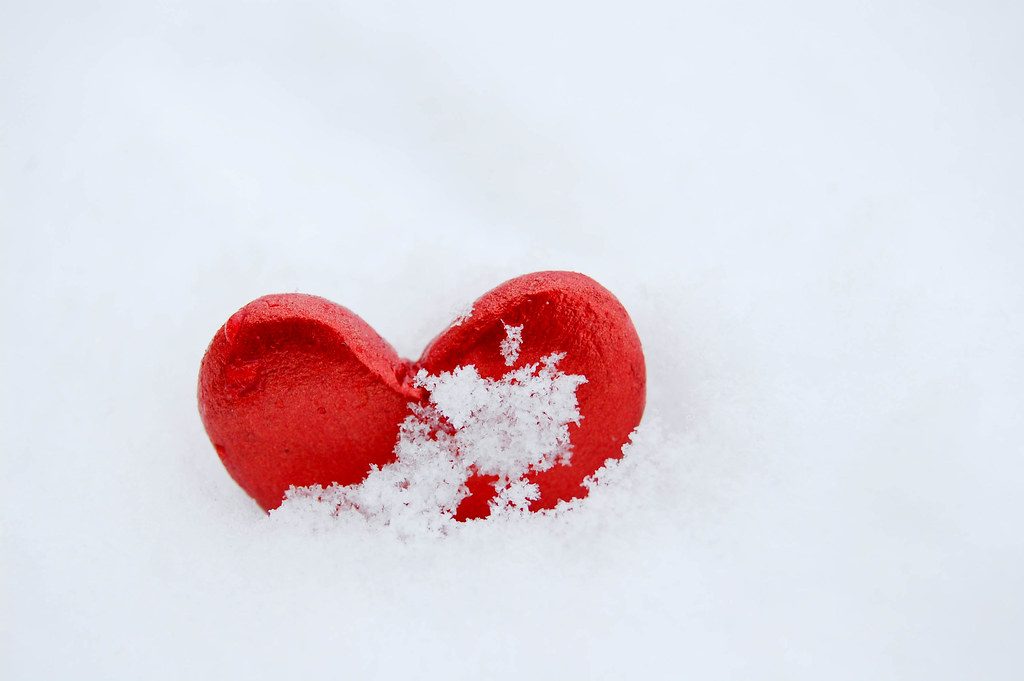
273;347;587;535
499;323;523;366
450;303;473;327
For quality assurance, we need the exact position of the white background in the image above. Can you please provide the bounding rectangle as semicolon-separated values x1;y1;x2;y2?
3;1;1022;678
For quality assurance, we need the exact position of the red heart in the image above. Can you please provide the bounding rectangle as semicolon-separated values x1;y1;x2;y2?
198;271;645;518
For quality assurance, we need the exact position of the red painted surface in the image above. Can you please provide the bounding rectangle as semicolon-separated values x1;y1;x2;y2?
198;271;646;515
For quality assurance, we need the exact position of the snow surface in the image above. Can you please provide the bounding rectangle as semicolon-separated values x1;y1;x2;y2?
3;1;1024;679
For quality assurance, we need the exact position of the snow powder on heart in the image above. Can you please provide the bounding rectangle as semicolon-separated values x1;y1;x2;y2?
272;325;588;536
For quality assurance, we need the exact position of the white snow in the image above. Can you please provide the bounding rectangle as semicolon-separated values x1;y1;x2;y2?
273;350;586;535
3;1;1024;680
499;323;524;366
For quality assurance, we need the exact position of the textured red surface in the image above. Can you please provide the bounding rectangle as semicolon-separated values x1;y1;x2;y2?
198;271;646;515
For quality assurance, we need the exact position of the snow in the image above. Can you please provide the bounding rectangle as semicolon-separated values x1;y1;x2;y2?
499;323;524;366
274;350;586;535
3;1;1024;679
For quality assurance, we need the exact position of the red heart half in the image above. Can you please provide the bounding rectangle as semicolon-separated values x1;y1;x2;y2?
198;271;646;517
